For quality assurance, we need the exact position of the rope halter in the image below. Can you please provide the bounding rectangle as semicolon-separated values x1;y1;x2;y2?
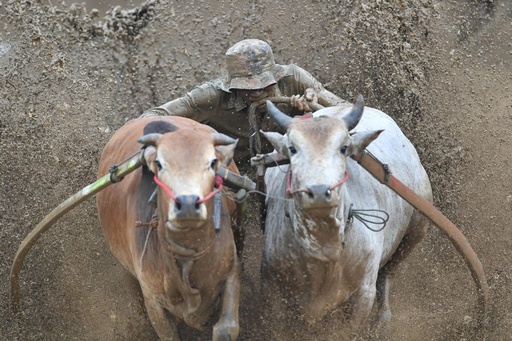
153;174;224;204
285;167;349;198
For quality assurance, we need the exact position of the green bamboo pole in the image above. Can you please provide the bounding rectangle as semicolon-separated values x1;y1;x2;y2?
10;151;144;312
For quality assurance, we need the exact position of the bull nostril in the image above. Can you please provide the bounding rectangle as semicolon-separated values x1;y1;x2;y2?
308;185;332;201
175;195;201;216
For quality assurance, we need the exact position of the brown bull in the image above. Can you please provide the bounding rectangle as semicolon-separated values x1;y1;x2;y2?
96;116;240;340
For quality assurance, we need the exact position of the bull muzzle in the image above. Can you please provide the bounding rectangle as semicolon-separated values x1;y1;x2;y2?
301;184;339;210
175;194;203;219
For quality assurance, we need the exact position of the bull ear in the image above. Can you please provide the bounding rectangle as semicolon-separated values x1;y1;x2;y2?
143;146;158;173
260;130;288;156
212;133;238;166
266;100;292;131
342;95;364;131
348;129;384;156
138;133;162;147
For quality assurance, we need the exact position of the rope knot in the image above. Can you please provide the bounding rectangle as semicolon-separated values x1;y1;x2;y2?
135;213;158;229
214;175;223;189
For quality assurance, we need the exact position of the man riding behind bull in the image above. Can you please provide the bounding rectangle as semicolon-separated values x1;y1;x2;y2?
142;38;348;167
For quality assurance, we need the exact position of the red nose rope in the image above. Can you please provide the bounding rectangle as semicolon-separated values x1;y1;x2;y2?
153;174;224;204
286;168;349;198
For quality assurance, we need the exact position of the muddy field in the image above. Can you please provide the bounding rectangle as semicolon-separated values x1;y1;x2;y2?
1;0;511;340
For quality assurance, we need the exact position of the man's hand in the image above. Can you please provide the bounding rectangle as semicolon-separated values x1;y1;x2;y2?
140;107;169;118
303;88;319;104
290;88;319;112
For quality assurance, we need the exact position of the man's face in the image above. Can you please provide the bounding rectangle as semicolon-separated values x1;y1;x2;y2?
237;84;276;103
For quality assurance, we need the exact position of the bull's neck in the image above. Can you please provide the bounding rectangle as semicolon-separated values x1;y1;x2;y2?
157;207;217;261
287;187;351;263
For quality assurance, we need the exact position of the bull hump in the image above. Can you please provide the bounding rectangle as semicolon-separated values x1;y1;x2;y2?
143;120;179;135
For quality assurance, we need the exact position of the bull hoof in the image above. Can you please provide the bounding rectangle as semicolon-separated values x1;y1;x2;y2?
213;333;232;341
213;322;239;341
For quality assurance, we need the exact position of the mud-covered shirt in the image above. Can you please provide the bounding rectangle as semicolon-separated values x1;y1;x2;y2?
148;64;347;165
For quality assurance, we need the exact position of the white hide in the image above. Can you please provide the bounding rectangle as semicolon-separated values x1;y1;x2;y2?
262;104;432;332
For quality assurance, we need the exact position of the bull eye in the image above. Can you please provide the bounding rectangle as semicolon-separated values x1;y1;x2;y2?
340;146;348;155
155;160;162;170
210;158;218;170
289;146;297;155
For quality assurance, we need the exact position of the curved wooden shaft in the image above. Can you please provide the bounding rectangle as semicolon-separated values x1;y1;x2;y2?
10;152;144;312
352;150;489;319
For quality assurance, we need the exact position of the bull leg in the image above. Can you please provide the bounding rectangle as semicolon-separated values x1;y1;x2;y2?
374;270;392;334
143;294;181;341
233;198;247;258
374;212;429;333
343;276;378;341
213;257;241;341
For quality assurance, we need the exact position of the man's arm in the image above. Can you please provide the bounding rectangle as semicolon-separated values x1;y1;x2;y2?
289;64;347;108
141;82;221;123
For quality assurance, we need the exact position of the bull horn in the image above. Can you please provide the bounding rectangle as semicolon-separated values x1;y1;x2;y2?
342;95;365;131
266;100;292;131
211;133;237;146
212;133;238;167
137;133;162;146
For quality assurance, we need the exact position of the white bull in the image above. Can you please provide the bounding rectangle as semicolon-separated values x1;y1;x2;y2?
260;96;432;338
